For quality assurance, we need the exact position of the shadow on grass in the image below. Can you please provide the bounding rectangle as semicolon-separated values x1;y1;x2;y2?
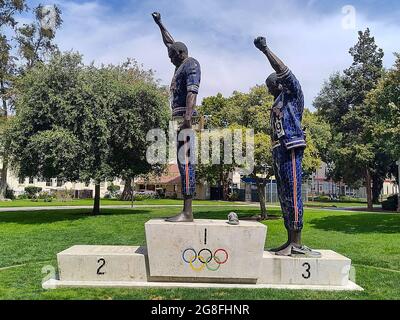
0;209;152;225
309;213;400;234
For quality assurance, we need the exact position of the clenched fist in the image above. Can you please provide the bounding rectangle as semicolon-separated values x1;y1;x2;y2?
152;12;161;23
254;36;268;51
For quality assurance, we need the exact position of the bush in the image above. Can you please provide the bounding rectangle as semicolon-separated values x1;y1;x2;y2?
314;195;330;202
107;183;121;199
228;191;239;202
17;193;28;200
382;194;398;211
132;192;157;201
5;187;15;200
38;191;55;202
24;186;43;199
55;189;74;202
339;196;363;202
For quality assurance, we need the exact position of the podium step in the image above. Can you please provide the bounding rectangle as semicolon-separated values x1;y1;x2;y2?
47;219;362;291
57;245;148;282
145;219;267;282
258;250;351;286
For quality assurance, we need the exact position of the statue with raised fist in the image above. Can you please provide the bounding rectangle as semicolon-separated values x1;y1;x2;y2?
152;12;201;223
254;36;321;258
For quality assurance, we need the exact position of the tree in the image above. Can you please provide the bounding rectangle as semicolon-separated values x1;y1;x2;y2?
15;4;62;69
314;28;385;210
0;0;26;200
6;52;170;214
0;2;61;200
103;59;169;201
367;53;400;211
0;1;26;29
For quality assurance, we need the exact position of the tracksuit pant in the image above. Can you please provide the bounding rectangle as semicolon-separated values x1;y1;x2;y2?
177;128;196;197
273;145;304;231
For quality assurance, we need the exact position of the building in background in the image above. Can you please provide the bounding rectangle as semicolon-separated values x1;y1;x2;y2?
309;162;398;200
2;161;398;201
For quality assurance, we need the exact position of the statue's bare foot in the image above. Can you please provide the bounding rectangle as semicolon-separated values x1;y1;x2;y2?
166;211;193;223
275;244;293;256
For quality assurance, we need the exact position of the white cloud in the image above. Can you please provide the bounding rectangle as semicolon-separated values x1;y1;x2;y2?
28;0;400;108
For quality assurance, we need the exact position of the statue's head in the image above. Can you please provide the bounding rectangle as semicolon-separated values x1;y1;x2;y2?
168;42;188;67
266;73;283;99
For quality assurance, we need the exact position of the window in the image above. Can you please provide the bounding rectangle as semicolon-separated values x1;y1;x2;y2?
46;179;52;187
57;179;64;187
29;177;34;184
19;177;25;185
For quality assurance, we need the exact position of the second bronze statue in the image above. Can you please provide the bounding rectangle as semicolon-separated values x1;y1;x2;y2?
152;12;201;223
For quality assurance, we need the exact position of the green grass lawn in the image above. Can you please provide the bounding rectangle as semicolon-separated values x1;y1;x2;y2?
0;204;399;300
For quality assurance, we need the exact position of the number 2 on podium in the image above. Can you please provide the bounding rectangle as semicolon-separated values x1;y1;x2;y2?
97;258;106;275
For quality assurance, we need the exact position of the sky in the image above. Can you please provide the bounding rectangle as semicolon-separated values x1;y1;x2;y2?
16;0;400;108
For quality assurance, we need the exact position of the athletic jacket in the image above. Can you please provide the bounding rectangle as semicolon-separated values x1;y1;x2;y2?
271;67;307;150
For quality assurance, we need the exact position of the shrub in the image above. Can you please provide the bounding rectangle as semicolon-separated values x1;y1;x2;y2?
132;192;157;201
315;195;330;202
382;194;398;211
24;186;43;199
228;191;239;202
107;183;121;199
17;193;28;200
55;189;74;202
38;191;55;202
5;187;15;200
165;192;178;200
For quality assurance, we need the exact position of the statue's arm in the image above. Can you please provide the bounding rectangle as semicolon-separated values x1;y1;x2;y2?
184;92;197;126
254;36;287;74
152;12;175;48
181;61;201;129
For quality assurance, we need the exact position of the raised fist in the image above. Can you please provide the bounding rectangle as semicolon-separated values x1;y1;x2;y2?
254;36;267;51
152;12;161;23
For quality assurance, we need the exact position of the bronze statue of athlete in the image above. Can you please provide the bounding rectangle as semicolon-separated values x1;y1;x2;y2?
254;36;321;258
152;12;201;223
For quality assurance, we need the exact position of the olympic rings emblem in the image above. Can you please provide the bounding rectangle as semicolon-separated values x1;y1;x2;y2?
182;248;229;272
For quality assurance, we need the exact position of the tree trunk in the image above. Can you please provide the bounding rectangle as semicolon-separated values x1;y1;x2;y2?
219;166;229;201
0;156;8;200
121;177;133;201
92;184;101;216
222;173;229;201
255;178;268;220
0;83;8;200
365;168;373;211
371;173;384;204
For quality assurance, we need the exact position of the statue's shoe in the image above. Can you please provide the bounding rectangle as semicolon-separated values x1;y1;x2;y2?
269;242;290;253
290;245;322;258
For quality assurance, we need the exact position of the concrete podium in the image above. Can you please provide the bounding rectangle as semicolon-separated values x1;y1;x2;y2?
43;219;362;291
145;219;266;283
